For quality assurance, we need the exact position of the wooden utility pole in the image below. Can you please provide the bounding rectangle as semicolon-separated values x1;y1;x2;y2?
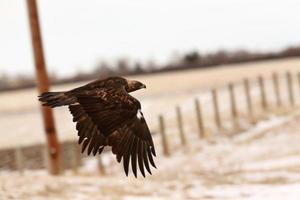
26;0;61;175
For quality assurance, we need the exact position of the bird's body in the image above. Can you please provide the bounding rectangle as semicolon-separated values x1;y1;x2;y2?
39;77;156;177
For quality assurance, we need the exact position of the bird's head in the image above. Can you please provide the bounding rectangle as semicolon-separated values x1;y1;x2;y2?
125;79;146;93
105;77;146;93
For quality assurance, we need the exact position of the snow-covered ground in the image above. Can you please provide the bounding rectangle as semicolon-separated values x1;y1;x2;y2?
1;112;300;200
0;58;300;199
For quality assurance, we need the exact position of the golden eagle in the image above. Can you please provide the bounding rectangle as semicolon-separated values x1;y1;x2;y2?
39;77;156;177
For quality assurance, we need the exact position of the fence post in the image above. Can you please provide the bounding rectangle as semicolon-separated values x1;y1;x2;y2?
272;72;282;107
159;115;170;156
14;147;24;174
98;156;106;175
258;75;268;111
212;89;222;130
228;82;239;127
243;78;254;123
176;106;187;145
42;145;49;171
298;72;300;102
194;99;205;138
286;71;295;107
71;142;81;174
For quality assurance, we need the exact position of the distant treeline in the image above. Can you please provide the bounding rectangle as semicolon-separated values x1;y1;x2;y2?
1;45;300;92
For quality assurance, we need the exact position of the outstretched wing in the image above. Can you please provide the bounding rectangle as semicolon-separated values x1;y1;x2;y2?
110;112;156;178
72;87;156;177
68;104;106;156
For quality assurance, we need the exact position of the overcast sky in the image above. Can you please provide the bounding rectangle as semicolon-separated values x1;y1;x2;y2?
0;0;299;77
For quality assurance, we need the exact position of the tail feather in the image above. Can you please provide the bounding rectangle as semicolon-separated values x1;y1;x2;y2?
38;91;77;108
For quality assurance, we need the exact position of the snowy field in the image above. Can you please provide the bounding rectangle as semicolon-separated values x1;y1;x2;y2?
1;112;300;200
0;58;300;199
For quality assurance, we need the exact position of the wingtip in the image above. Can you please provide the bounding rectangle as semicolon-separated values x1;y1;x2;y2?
92;151;97;156
151;160;157;169
125;171;129;177
87;150;92;156
151;147;156;157
151;161;157;169
124;160;130;177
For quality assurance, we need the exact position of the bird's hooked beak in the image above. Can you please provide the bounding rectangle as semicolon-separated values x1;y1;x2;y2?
126;80;146;92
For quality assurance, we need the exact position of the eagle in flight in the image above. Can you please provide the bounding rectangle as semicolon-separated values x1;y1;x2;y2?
39;77;156;177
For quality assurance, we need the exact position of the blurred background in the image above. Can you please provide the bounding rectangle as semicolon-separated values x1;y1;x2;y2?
1;0;300;199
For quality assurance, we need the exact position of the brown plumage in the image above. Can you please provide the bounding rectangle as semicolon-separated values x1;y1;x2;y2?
38;77;156;177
